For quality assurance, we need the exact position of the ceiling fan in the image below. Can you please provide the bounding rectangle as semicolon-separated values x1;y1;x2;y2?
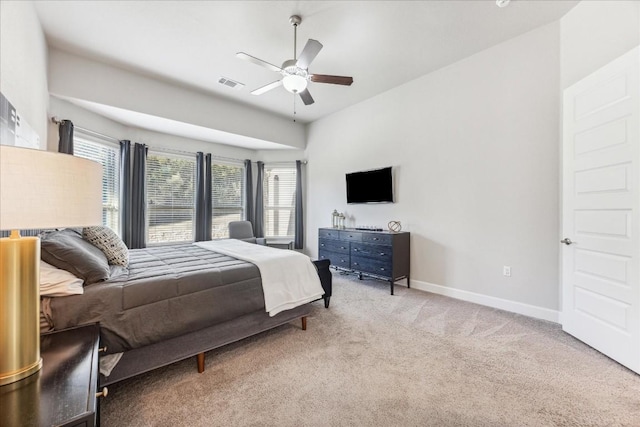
236;15;353;106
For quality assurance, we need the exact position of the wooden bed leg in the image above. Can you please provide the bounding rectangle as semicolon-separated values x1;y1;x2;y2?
301;316;307;331
196;352;205;373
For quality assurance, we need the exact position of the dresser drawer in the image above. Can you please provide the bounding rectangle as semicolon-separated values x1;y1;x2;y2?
351;256;392;277
319;238;349;254
361;233;393;245
350;243;392;262
340;230;362;242
319;229;341;240
319;250;350;268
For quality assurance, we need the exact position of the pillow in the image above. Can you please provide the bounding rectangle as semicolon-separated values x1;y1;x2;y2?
40;261;84;297
82;226;129;267
40;228;111;285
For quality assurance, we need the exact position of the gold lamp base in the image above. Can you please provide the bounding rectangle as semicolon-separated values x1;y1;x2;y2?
0;231;42;386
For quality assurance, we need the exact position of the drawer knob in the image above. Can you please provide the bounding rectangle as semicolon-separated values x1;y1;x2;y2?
379;253;385;256
96;387;108;398
340;246;346;250
321;243;325;247
380;267;385;271
373;237;379;241
354;248;358;252
98;346;108;353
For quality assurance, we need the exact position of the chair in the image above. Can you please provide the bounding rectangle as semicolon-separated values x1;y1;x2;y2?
228;221;266;245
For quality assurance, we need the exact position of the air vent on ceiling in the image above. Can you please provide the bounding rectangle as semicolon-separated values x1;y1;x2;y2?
218;77;245;91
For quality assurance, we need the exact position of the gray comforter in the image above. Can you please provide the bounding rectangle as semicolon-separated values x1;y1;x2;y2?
49;244;265;353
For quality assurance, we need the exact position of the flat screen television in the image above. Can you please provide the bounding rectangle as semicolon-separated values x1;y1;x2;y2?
346;167;394;204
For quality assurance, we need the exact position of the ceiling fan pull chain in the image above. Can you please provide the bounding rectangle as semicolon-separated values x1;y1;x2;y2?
293;95;297;122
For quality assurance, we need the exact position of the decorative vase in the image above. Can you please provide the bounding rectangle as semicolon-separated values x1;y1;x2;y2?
388;221;402;232
332;210;339;228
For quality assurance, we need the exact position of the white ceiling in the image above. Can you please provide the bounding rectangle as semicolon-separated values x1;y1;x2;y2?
34;0;578;147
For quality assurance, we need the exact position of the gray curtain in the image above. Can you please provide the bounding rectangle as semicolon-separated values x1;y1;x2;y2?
204;153;212;240
254;161;265;238
119;140;131;244
195;152;212;242
195;152;206;241
244;159;254;226
294;160;304;249
130;143;147;249
58;120;74;154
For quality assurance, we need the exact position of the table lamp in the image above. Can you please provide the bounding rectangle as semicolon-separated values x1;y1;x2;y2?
0;145;102;386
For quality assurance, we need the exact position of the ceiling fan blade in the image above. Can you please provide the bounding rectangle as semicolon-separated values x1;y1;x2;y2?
236;52;282;73
296;39;323;69
299;89;314;105
310;74;354;86
251;80;283;95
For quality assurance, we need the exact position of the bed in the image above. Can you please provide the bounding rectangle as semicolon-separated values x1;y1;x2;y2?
38;228;331;386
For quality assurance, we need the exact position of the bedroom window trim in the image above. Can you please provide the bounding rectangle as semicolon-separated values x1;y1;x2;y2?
211;159;246;239
263;163;296;239
73;134;121;235
146;150;197;245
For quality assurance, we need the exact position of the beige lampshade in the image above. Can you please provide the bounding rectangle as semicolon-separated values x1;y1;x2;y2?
0;145;103;386
0;145;103;230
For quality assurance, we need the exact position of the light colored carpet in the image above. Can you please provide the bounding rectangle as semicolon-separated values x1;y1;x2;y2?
101;272;640;426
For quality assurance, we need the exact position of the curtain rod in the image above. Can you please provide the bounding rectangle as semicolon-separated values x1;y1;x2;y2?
51;116;120;144
51;117;307;165
51;116;246;163
149;146;245;164
263;161;308;166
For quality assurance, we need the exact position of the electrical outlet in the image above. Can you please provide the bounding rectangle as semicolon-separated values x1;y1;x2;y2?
503;266;511;277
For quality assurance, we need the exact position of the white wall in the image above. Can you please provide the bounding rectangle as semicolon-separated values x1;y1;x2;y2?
48;48;306;150
306;22;561;315
561;0;640;90
0;1;49;147
256;149;306;163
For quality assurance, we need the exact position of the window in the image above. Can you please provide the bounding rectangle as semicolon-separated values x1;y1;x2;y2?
211;162;245;239
74;136;120;233
263;165;296;238
146;153;195;244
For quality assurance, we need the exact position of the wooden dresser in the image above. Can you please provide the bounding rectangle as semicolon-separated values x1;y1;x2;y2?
318;228;410;295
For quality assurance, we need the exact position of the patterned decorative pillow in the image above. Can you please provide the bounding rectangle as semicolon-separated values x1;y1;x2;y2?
82;226;129;267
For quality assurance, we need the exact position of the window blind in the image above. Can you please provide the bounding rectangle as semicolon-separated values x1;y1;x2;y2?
74;137;120;233
263;165;296;238
211;162;245;238
146;153;195;244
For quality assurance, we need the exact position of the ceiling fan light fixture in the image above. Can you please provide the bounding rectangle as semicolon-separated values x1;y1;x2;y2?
237;13;352;108
282;74;308;93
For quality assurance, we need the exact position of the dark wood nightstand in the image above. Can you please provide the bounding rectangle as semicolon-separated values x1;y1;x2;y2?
0;323;102;427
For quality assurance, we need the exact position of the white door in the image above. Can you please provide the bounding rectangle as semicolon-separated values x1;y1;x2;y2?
562;47;640;373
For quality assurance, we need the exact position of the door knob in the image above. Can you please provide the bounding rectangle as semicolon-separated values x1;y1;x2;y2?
560;238;573;245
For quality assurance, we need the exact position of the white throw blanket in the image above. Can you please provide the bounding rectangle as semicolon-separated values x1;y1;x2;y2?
194;240;325;316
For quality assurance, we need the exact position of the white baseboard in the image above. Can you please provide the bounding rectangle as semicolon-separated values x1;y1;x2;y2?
402;279;560;323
